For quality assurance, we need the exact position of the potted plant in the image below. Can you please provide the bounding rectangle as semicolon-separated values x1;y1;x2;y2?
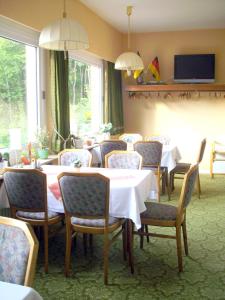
99;122;113;140
35;128;50;159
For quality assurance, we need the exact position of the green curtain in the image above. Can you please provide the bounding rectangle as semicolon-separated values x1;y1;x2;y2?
103;61;124;134
50;51;70;152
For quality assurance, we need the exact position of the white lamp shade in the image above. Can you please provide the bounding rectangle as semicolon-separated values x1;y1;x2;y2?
115;52;144;71
39;18;89;51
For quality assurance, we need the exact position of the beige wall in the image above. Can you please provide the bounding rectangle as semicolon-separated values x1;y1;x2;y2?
1;1;225;171
123;29;225;172
0;0;123;62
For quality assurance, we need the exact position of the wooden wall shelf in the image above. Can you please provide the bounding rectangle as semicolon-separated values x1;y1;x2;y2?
125;83;225;93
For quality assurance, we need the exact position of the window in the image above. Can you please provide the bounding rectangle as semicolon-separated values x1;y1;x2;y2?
0;16;42;150
0;37;38;147
68;52;103;137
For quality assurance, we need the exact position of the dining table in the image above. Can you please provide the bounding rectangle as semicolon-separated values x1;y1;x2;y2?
0;281;43;300
43;165;158;230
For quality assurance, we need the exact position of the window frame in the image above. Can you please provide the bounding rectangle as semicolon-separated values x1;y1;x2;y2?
0;15;46;143
68;50;103;136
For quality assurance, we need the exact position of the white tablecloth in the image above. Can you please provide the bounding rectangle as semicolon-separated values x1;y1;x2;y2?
0;281;42;300
89;144;181;172
161;145;181;172
43;165;158;229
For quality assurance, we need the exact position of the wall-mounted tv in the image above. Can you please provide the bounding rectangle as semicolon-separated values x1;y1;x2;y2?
174;54;215;83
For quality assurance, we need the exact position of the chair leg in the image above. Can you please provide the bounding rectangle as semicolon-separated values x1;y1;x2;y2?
166;173;171;201
210;154;214;179
176;225;183;272
89;234;93;253
65;223;72;277
157;173;161;202
145;225;150;243
139;225;144;249
103;233;109;285
196;171;201;199
122;222;127;261
169;172;175;192
182;219;189;256
44;224;48;273
83;233;87;255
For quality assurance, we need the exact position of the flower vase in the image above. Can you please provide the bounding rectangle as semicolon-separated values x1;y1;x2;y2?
103;132;110;140
38;148;49;159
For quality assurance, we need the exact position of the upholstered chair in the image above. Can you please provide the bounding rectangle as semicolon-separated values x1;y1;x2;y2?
100;140;127;167
133;164;198;272
170;138;206;198
210;140;225;178
3;168;64;273
58;149;92;167
134;141;170;201
105;150;142;170
58;172;131;285
0;216;39;286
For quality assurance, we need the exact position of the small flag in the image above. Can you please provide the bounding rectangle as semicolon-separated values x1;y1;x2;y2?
133;69;143;79
149;56;160;81
133;51;144;79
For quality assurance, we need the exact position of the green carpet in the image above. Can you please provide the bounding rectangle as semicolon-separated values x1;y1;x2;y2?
34;175;225;299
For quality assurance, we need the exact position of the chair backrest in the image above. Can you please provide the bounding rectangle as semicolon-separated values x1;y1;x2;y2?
196;138;206;164
58;149;92;167
119;133;143;143
177;164;198;216
3;168;47;213
0;216;39;286
100;140;127;166
105;150;142;170
58;172;110;223
134;141;163;167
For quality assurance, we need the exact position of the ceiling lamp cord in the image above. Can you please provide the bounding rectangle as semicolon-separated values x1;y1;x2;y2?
114;6;144;76
127;6;132;50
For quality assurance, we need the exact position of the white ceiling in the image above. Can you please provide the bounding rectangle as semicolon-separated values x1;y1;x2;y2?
80;0;225;33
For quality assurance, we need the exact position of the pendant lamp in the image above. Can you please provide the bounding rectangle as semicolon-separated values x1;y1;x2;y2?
39;0;89;51
115;6;144;76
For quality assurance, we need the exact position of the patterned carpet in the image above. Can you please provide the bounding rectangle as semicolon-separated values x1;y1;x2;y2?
34;174;225;300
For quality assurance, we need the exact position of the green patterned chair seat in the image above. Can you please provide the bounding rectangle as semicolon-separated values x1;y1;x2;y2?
141;202;177;221
71;216;120;227
16;210;60;220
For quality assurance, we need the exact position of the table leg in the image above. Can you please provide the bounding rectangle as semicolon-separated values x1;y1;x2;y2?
126;219;134;274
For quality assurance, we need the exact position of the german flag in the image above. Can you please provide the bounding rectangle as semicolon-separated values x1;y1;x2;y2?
149;57;160;81
133;51;143;79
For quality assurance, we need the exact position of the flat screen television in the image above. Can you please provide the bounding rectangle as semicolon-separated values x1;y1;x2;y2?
174;54;215;83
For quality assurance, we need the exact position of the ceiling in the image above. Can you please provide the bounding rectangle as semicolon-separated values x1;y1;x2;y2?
80;0;225;33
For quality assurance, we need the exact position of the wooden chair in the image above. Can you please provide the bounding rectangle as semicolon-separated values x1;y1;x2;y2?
58;148;92;167
100;140;127;167
133;164;198;272
0;216;39;286
134;141;170;201
119;133;143;143
3;168;64;273
170;138;206;198
58;172;131;285
105;150;142;170
210;141;225;178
